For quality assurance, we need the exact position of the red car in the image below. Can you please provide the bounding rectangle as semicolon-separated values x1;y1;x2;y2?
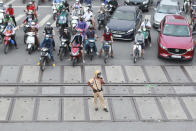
158;15;195;60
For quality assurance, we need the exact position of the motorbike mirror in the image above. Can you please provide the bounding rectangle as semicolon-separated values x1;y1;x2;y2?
192;31;196;36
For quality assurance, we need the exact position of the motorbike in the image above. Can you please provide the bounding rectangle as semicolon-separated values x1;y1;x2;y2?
102;41;112;64
97;11;105;30
70;15;79;35
3;30;15;54
39;47;51;71
86;39;96;61
59;38;69;61
183;0;190;14
23;23;32;44
26;32;36;54
71;43;82;66
52;2;60;20
132;41;143;63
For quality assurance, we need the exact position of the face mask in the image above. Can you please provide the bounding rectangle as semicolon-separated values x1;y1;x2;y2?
97;73;102;78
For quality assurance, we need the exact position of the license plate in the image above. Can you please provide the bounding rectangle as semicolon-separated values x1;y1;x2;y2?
171;55;181;59
113;34;121;37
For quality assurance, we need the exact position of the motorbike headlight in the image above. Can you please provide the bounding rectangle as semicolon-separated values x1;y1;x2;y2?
160;43;167;50
127;29;133;33
187;47;194;52
143;0;149;4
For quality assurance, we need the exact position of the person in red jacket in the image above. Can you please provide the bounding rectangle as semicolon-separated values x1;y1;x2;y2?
5;4;17;26
26;2;37;19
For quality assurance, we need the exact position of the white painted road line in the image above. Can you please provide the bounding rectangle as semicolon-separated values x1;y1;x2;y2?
15;14;25;22
51;21;56;27
5;0;15;6
38;14;52;27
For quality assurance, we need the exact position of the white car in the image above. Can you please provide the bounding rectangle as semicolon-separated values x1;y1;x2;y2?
153;0;181;28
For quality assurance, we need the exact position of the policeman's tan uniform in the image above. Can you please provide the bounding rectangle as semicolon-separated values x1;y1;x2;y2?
89;78;107;109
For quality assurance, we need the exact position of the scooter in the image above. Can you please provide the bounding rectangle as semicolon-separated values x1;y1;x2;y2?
132;41;143;63
3;30;15;54
71;43;82;66
59;38;69;61
86;39;96;61
103;41;112;64
39;47;50;71
97;11;105;30
26;32;36;54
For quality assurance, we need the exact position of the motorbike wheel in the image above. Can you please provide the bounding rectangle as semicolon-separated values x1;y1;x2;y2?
0;35;3;44
59;48;64;61
72;58;77;66
40;58;46;72
133;56;137;63
4;44;9;54
133;49;138;63
53;14;56;21
98;24;101;30
104;53;108;64
90;54;93;61
28;48;32;55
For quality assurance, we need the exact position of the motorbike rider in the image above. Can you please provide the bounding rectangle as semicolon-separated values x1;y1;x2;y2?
59;28;71;52
83;8;95;29
71;29;85;63
135;29;145;58
98;3;106;13
43;22;56;50
77;16;88;39
85;25;98;55
3;14;14;27
58;8;68;28
62;0;70;12
5;4;17;26
141;17;151;43
99;28;114;57
39;35;55;67
108;0;118;12
3;22;18;48
26;1;38;20
28;21;40;48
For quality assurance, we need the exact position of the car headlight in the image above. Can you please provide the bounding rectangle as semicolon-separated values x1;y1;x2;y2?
187;47;194;51
160;43;167;50
143;0;149;4
127;29;133;33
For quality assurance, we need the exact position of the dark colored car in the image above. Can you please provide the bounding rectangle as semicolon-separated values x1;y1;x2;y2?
106;6;142;40
124;0;153;11
158;15;195;60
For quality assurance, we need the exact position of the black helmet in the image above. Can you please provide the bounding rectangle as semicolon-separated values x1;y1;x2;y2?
88;25;93;30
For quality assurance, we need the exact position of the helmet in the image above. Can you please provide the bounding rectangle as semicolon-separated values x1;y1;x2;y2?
31;21;35;27
28;2;32;5
95;70;102;78
76;0;79;2
46;22;51;26
138;29;142;33
101;3;105;6
105;27;110;35
9;4;12;8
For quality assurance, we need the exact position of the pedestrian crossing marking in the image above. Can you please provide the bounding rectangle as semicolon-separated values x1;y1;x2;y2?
51;21;56;27
15;14;25;22
38;14;52;27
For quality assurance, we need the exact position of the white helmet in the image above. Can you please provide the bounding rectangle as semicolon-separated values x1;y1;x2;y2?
101;3;105;6
76;0;79;2
138;29;142;33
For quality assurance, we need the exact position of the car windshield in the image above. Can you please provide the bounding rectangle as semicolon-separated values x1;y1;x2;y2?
157;5;179;14
112;10;135;21
163;24;190;37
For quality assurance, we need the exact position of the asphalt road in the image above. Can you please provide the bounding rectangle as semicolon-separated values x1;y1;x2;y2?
0;0;194;66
